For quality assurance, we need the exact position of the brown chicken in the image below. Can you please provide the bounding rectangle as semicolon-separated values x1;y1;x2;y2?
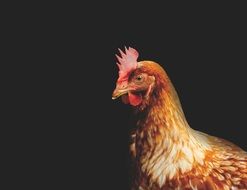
112;47;247;190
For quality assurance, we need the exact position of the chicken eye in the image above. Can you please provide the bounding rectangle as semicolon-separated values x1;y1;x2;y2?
136;75;143;81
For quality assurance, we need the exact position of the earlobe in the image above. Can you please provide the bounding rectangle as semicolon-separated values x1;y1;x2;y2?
145;76;155;98
145;83;154;98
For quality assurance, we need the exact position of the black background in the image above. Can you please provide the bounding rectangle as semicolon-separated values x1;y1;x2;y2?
11;2;247;190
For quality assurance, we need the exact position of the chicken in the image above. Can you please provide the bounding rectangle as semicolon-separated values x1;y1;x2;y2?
112;47;247;190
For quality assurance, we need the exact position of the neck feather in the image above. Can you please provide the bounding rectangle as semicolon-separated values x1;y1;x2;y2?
135;82;211;186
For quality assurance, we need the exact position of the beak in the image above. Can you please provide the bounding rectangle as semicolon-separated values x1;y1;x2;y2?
112;84;129;100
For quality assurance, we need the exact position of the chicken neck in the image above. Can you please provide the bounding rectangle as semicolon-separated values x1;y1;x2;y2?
134;86;211;186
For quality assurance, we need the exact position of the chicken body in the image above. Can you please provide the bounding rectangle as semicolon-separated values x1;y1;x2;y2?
130;72;247;189
112;48;247;190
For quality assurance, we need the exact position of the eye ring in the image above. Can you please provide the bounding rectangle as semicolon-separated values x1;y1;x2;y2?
136;75;142;81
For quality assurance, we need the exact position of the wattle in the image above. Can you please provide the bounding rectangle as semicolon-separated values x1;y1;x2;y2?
128;92;142;106
121;92;142;106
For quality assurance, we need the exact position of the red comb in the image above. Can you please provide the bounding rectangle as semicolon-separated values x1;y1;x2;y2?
115;47;139;82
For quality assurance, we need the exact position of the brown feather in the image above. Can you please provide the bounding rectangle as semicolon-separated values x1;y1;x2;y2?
128;61;247;189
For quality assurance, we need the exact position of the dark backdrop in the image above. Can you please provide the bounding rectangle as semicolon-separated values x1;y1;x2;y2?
19;3;247;190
